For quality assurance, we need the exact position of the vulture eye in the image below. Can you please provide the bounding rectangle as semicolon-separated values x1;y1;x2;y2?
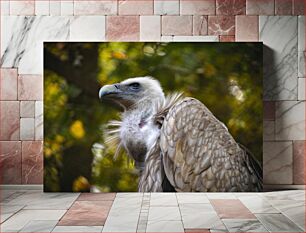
129;82;140;90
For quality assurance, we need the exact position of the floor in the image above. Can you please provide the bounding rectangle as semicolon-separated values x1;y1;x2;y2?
0;188;305;232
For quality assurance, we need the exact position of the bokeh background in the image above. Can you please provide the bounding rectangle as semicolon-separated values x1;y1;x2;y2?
44;42;262;192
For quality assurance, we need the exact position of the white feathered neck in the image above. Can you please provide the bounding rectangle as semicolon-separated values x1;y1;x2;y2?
104;92;184;159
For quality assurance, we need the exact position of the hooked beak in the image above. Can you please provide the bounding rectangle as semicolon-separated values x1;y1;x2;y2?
99;84;122;99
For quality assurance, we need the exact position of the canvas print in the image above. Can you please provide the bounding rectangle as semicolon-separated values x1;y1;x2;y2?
44;42;263;192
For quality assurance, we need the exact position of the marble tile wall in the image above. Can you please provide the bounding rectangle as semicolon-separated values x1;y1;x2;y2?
0;0;305;186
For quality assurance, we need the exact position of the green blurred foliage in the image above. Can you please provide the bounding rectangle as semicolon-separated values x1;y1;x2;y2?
44;42;262;192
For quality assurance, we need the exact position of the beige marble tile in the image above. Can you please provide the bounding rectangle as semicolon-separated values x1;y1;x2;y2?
256;213;303;232
180;0;215;15
260;16;298;100
146;220;184;232
140;16;161;41
1;204;25;223
119;0;153;15
246;0;274;15
35;101;43;140
275;101;305;140
150;193;177;206
298;16;305;78
193;16;208;35
20;118;35;140
20;220;58;232
10;0;34;15
1;209;66;232
238;196;279;214
52;226;103;232
0;101;20;140
177;193;210;204
0;68;18;100
148;206;181;221
20;101;35;118
162;16;192;36
263;141;293;184
74;1;117;15
18;75;43;100
263;120;275;141
223;219;268;232
236;16;258;41
297;78;305;100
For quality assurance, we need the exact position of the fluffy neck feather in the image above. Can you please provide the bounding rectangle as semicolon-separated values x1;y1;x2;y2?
104;93;183;168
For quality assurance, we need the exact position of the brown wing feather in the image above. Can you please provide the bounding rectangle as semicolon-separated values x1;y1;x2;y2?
138;140;163;192
160;97;261;192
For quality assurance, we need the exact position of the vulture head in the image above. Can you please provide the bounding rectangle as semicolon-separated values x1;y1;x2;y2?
99;77;165;109
99;77;166;170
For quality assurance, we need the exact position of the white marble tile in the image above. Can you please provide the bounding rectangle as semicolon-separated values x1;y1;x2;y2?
260;16;298;100
6;192;79;210
223;219;268;232
102;206;140;232
115;192;143;198
179;203;222;230
179;203;215;214
35;1;50;15
268;199;304;209
146;221;184;233
298;16;305;78
150;193;178;206
1;0;10;15
268;199;305;230
20;118;35;140
161;35;173;41
1;209;66;232
112;194;143;208
1;16;70;75
263;141;293;184
176;193;210;204
35;101;43;140
140;16;161;41
20;220;58;232
173;36;219;41
263;120;275;141
103;194;142;232
1;204;25;223
148;206;181;221
256;213;303;232
52;226;103;232
238;196;279;214
70;16;106;41
61;1;73;15
154;0;179;15
275;101;305;140
298;78;305;100
181;210;223;229
20;101;35;117
260;190;305;201
50;1;61;15
0;190;17;201
1;191;26;203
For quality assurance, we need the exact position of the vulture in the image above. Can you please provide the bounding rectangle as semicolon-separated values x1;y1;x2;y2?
99;77;262;192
